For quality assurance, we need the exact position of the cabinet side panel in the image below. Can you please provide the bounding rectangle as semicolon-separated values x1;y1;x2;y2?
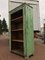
9;13;11;51
25;5;34;57
23;5;27;56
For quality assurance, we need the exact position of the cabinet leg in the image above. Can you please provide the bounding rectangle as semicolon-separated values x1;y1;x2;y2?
24;56;29;60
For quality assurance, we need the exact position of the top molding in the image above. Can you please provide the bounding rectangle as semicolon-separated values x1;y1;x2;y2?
10;0;39;5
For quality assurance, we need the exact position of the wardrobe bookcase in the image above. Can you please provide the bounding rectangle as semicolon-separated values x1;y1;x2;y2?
9;3;34;58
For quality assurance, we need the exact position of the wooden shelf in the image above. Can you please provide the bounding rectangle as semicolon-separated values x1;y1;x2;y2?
11;9;23;56
11;16;23;22
11;29;23;31
11;50;24;56
12;40;23;42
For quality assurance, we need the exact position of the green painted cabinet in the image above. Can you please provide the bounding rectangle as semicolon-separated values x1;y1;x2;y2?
9;3;34;58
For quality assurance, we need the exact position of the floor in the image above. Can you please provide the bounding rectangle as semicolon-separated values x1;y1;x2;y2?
0;36;45;60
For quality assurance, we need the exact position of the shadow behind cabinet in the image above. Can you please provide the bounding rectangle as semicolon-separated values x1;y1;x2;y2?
9;4;34;58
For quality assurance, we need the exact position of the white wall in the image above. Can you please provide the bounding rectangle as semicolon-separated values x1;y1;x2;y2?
30;4;40;31
9;0;40;31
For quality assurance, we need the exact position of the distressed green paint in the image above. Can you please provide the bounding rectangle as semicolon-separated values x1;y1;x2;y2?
23;5;27;56
23;4;34;57
25;5;34;57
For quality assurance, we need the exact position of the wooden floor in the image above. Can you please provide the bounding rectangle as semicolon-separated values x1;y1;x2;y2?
0;37;45;60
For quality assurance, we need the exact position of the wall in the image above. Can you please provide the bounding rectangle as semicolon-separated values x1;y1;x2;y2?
30;4;40;31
